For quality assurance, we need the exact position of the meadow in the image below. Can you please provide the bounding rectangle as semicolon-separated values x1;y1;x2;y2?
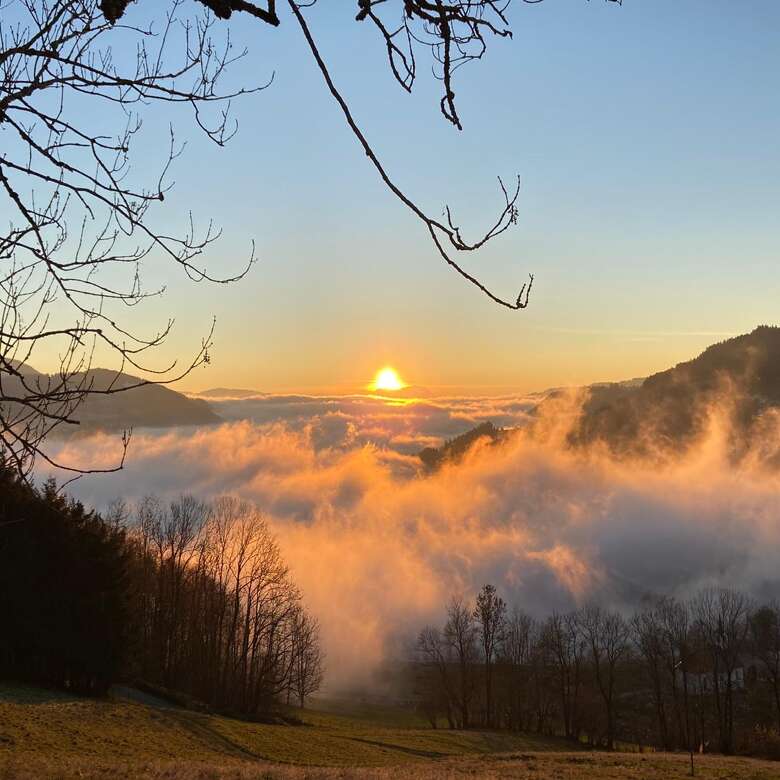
2;684;779;779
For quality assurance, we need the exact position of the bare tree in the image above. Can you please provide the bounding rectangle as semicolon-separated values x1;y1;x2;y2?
655;597;695;753
414;586;780;751
417;625;457;728
288;606;324;707
632;602;674;750
102;2;620;132
2;0;622;477
578;604;631;750
444;595;478;729
544;610;585;741
104;496;130;529
126;493;319;715
500;606;534;731
0;1;264;477
694;588;752;754
473;583;506;727
527;618;556;735
749;600;780;732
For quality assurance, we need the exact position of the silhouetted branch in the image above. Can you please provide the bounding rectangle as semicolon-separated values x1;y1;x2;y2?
1;0;261;477
290;0;533;309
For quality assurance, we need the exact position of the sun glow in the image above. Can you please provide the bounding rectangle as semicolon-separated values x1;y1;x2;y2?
370;367;406;392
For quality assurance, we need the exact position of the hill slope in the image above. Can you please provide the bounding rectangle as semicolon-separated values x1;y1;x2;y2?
71;369;220;431
0;683;564;776
418;421;509;471
536;326;780;462
0;367;219;433
2;684;778;779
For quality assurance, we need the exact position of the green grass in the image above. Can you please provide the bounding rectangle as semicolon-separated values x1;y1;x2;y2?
2;684;779;779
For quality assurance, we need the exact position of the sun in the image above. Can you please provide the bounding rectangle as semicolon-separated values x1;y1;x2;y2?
371;367;406;392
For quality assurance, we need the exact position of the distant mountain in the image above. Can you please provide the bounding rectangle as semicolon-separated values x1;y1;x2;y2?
555;325;780;461
1;366;220;433
192;387;265;399
418;327;780;469
194;385;443;400
418;421;509;471
74;370;220;431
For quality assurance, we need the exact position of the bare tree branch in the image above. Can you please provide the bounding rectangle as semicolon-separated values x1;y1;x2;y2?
1;0;262;477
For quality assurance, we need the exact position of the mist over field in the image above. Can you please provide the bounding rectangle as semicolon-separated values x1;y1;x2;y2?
46;389;780;690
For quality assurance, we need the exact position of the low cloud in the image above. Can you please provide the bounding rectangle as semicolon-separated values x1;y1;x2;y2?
45;392;780;690
207;392;537;454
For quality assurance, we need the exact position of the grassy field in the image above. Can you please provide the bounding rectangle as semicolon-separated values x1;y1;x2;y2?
1;684;779;778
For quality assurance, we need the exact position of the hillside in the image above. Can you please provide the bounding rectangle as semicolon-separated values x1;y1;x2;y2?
418;421;509;471
0;366;219;433
0;683;563;777
2;685;778;779
418;328;780;467
537;326;780;461
71;369;220;431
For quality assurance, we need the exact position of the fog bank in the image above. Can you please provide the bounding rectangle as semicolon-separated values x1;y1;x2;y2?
47;393;780;688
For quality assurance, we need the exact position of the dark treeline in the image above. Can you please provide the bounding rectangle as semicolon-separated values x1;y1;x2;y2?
0;464;323;714
415;584;780;759
0;467;130;694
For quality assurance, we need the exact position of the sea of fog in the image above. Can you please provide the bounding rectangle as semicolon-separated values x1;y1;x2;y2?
46;391;780;689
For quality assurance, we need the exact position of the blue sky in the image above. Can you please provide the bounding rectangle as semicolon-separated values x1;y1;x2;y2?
6;1;780;392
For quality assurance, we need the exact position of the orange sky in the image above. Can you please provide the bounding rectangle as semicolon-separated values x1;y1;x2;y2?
180;327;740;396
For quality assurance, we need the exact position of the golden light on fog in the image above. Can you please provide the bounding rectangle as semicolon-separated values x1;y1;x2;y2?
371;367;406;392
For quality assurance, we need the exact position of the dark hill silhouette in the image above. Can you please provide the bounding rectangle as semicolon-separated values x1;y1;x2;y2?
559;325;780;460
71;370;220;431
418;421;508;471
0;366;220;434
423;328;780;469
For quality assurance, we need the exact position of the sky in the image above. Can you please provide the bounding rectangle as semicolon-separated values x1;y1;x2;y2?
7;0;780;393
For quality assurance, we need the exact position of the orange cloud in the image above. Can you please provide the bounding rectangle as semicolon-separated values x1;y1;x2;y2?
45;392;780;690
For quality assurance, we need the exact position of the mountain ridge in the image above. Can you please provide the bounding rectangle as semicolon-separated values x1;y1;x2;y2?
0;366;220;433
564;325;780;459
418;326;780;468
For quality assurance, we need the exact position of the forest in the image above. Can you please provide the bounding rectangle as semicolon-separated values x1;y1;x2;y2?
0;464;323;715
413;585;780;759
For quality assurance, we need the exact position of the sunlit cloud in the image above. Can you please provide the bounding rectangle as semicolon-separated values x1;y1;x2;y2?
45;391;780;690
